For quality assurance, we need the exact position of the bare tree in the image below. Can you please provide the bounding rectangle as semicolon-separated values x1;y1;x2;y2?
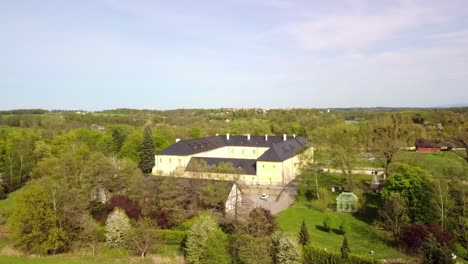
370;114;409;178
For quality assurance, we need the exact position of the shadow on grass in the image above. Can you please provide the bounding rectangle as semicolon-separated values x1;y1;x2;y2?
332;229;344;235
315;225;332;233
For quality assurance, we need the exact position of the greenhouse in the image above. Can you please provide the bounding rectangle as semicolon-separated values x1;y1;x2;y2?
336;192;358;213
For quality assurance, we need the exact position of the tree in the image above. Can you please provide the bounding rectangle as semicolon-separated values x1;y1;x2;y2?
4;130;37;189
76;214;100;256
323;125;358;191
443;121;467;163
9;185;68;254
422;234;454;264
299;220;310;246
105;208;131;247
128;217;158;258
247;207;276;237
237;235;272;264
370;114;409;178
139;126;155;173
297;147;321;201
185;212;230;264
107;195;141;220
340;236;351;259
276;233;302;264
379;192;409;241
339;220;351;236
401;224;430;254
382;164;437;224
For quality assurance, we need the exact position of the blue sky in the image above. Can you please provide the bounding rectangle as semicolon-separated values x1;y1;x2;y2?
1;0;468;110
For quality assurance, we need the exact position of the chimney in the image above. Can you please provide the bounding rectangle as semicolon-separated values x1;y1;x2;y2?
175;138;180;143
265;134;268;141
293;134;296;138
283;134;287;141
226;133;230;140
247;134;251;140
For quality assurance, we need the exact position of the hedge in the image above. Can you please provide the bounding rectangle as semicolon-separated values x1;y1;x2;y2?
155;230;188;245
303;246;381;264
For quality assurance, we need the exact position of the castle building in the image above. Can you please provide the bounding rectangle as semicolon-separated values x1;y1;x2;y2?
152;134;313;186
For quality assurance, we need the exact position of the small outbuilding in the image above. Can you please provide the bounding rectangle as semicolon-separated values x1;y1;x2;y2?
336;192;358;213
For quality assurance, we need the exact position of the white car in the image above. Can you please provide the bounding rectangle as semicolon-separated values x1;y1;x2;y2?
260;193;269;200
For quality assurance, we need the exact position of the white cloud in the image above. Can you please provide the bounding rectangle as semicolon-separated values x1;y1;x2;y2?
283;1;445;51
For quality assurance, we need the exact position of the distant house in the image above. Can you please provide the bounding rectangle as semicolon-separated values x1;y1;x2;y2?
415;139;448;152
152;134;313;186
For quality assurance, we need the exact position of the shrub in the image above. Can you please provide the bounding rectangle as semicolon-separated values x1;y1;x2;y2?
155;230;187;245
454;243;467;260
323;216;333;232
340;220;351;235
303;246;381;264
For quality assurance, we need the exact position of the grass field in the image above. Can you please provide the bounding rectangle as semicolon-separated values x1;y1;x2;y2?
396;151;467;177
0;256;141;264
276;206;408;260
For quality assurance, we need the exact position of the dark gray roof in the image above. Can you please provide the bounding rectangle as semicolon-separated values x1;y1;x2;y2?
158;135;310;160
257;137;309;162
186;157;257;175
141;175;238;204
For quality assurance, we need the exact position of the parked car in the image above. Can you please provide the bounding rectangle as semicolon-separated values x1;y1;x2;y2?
260;193;269;200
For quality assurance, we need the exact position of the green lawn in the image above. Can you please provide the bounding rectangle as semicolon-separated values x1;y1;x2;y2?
0;255;147;264
396;151;467;178
277;207;408;260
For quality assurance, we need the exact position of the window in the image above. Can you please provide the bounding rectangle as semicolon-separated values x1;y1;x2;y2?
178;159;181;164
159;158;162;163
273;165;276;168
253;150;256;154
169;158;172;163
262;165;265;168
242;149;245;154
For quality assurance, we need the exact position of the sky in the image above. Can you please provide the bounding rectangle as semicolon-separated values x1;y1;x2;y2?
1;0;468;110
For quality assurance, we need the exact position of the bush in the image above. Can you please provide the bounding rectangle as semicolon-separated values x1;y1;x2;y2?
323;216;333;232
454;243;467;260
155;230;187;245
340;220;351;235
401;224;455;254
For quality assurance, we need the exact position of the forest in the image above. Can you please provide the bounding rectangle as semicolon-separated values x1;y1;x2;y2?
0;107;466;264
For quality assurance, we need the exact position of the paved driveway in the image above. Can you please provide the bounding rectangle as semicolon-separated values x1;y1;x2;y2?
243;188;297;215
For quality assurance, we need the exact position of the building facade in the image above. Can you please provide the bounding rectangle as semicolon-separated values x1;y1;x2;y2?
152;134;312;186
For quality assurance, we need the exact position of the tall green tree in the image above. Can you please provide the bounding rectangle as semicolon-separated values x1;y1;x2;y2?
139;126;155;174
185;212;230;264
298;220;310;246
340;236;351;259
237;235;272;264
9;185;68;254
325;125;359;191
382;164;437;224
370;114;410;178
